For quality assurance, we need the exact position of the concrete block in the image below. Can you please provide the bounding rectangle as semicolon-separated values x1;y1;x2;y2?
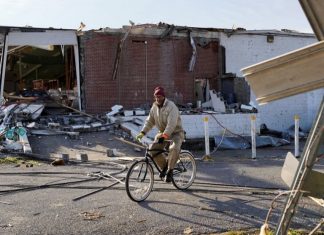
132;118;143;126
68;132;79;139
58;153;69;163
107;105;123;117
134;109;145;115
106;148;114;157
71;125;91;131
124;110;134;116
48;122;60;129
90;122;102;128
76;153;88;162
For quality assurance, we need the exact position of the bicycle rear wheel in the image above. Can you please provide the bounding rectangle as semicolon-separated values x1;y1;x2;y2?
125;160;154;202
172;150;196;190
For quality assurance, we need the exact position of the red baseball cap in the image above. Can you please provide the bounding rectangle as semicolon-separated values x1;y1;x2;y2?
154;86;165;97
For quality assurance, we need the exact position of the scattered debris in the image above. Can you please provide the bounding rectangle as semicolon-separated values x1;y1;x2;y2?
259;223;270;235
51;159;65;166
134;147;142;152
23;163;33;167
124;110;134;116
0;201;12;205
0;98;114;155
105;147;128;158
136;219;146;223
260;123;290;140
0;224;13;228
188;31;197;72
201;155;213;161
114;137;145;150
134;109;145;116
106;148;115;157
198;206;217;211
17;122;31;153
240;104;256;113
214;135;289;150
183;227;193;234
107;105;123;117
209;90;226;113
80;211;105;220
287;124;307;139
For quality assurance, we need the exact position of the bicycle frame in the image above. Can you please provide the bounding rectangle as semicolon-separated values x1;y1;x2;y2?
131;148;166;183
144;147;168;175
144;147;188;177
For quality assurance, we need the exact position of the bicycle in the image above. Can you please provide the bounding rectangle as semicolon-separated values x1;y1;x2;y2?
125;141;197;202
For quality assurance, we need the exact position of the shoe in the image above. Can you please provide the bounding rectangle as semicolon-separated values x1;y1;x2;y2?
164;169;173;183
159;167;167;179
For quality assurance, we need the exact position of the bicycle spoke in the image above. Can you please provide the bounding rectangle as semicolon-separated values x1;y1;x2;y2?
125;161;154;202
172;151;196;190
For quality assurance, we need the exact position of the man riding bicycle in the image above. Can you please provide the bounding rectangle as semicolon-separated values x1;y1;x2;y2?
136;86;185;183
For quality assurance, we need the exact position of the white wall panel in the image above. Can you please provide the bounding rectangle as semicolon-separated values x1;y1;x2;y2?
7;30;77;46
220;32;323;131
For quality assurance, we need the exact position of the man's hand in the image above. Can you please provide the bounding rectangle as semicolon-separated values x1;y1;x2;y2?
157;133;169;144
158;137;165;144
135;132;144;142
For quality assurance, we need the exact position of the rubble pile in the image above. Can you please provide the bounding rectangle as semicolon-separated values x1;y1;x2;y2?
0;102;115;155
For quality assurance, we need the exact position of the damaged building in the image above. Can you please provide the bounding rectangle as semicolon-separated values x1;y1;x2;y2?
0;24;323;151
79;23;224;113
78;23;322;137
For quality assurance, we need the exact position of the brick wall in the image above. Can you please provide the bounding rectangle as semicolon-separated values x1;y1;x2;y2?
80;32;220;113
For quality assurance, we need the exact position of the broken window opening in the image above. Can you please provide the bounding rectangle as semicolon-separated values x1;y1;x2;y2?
194;76;255;114
195;78;210;107
2;45;78;113
0;29;81;114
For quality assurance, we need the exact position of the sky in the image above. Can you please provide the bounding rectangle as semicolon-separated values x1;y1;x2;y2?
0;0;314;33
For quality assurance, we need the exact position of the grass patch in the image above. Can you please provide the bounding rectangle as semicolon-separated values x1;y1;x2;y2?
219;230;262;235
219;229;323;235
0;156;41;166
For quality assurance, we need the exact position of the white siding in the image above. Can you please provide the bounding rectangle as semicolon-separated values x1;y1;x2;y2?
220;32;323;131
132;114;258;139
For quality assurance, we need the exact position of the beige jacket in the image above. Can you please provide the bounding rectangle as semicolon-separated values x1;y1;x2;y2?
141;98;184;137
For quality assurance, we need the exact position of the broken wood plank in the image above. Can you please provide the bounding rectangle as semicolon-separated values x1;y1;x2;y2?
114;137;146;149
54;101;105;123
3;92;37;101
308;196;324;207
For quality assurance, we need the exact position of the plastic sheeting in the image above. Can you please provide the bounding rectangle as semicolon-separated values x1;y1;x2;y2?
214;135;290;150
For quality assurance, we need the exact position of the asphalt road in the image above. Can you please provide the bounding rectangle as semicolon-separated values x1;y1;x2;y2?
0;154;323;235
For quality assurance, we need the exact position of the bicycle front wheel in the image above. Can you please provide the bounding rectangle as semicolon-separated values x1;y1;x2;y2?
125;160;154;202
172;151;196;190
